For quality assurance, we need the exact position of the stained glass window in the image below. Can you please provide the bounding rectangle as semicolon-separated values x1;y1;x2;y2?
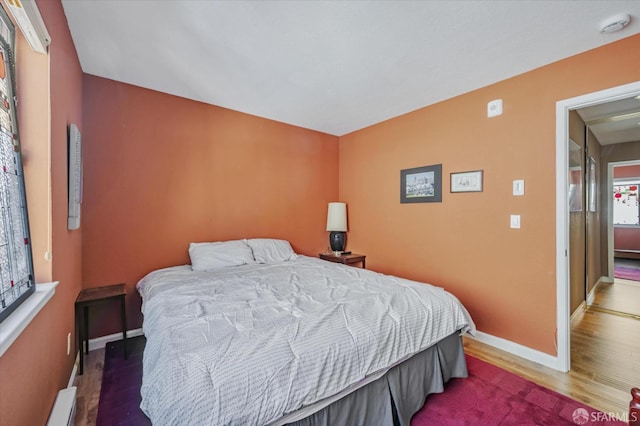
613;182;640;226
0;7;35;323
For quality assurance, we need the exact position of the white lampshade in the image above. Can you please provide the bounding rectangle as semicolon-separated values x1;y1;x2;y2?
326;202;347;232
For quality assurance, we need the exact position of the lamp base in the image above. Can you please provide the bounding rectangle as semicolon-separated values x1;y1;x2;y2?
329;231;346;254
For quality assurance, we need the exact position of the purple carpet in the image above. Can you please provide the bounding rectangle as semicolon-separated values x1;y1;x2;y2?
614;266;640;281
98;338;624;425
96;336;150;426
413;355;625;425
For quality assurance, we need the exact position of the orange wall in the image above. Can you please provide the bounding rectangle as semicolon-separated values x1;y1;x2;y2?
339;34;640;356
81;75;339;335
0;1;83;425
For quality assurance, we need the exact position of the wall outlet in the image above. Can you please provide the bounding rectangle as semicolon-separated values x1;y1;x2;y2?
67;332;71;355
510;214;521;229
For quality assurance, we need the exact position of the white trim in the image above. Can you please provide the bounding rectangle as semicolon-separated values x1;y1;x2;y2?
555;81;640;373
600;276;614;284
609;160;640;273
470;331;560;370
586;284;596;306
613;177;640;185
67;352;79;389
0;281;58;357
586;276;608;306
555;97;571;372
570;302;586;322
87;327;143;352
608;162;615;279
612;168;640;229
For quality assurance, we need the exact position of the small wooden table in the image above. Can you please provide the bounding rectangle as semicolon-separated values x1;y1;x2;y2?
319;253;366;269
75;283;127;375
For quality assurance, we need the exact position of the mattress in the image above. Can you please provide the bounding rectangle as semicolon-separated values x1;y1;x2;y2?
136;255;475;425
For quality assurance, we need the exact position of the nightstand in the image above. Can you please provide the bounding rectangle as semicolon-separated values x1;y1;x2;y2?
75;283;127;375
319;253;366;269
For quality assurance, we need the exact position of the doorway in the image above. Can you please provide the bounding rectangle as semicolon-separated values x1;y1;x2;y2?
589;160;640;317
555;81;640;372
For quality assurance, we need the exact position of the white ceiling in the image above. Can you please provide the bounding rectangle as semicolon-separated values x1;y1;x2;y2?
61;1;640;136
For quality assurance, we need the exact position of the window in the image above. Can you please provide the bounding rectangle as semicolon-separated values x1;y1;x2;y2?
0;7;36;323
613;181;640;226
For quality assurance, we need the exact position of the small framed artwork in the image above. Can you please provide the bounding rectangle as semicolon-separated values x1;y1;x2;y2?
451;170;483;193
400;164;442;203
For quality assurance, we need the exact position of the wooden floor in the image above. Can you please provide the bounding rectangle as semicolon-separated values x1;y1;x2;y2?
73;309;640;425
74;346;105;426
591;276;640;318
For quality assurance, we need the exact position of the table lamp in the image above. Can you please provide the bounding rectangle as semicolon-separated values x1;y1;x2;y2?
326;202;347;255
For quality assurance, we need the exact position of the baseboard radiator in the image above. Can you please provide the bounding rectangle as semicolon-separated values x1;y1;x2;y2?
47;386;77;426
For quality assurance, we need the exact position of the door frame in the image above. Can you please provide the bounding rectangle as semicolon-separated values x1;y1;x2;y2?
607;159;640;280
555;81;640;372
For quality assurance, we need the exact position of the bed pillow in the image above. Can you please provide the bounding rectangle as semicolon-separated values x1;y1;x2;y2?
247;238;297;264
189;240;255;271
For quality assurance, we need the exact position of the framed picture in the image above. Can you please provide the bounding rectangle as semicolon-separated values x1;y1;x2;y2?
450;170;483;193
587;157;597;212
400;164;442;203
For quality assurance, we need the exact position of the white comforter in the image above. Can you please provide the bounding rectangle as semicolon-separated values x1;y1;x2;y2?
136;256;475;425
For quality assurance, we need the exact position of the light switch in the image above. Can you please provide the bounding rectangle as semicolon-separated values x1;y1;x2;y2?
510;215;521;229
513;180;525;196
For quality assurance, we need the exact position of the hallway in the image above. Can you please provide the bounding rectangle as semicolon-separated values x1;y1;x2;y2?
591;258;640;317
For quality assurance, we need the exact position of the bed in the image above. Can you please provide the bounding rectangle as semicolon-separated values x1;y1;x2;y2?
136;239;475;425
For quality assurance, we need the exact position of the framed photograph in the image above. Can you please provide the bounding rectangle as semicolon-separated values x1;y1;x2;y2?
400;164;442;203
450;170;483;193
587;157;597;212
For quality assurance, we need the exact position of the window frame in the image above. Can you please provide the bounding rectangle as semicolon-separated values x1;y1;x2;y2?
612;178;640;228
0;5;36;324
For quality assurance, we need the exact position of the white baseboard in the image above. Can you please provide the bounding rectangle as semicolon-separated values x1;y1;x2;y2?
67;352;79;388
586;276;610;306
470;330;562;371
570;301;586;322
600;276;614;284
88;328;144;352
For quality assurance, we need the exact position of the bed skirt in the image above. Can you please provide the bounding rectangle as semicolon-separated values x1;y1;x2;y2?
285;332;467;426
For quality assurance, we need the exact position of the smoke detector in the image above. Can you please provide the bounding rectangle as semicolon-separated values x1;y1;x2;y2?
600;13;631;33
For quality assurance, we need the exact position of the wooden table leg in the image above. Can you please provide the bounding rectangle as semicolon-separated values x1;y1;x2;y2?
83;305;89;355
76;303;84;375
121;295;128;359
75;284;128;372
